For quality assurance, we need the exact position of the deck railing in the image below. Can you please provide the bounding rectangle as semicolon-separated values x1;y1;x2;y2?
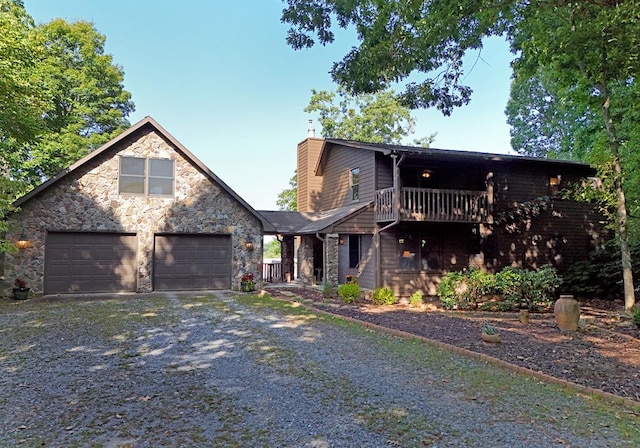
263;262;283;283
375;187;489;223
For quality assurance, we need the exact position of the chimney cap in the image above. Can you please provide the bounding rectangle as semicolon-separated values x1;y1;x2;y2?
307;119;315;138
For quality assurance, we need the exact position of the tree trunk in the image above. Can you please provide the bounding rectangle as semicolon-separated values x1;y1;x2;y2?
601;94;636;310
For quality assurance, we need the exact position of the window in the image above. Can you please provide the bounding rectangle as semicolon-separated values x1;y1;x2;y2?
348;235;360;268
398;235;442;271
119;157;174;196
349;167;360;201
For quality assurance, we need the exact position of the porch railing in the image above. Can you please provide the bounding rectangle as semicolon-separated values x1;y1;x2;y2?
263;262;283;283
375;187;489;223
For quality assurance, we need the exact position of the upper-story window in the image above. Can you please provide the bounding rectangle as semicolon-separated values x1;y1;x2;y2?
119;156;175;196
350;167;360;201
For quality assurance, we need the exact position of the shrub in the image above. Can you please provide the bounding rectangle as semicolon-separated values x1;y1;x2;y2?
496;266;560;310
436;268;494;310
372;286;397;305
560;240;640;300
409;290;423;307
322;282;338;300
632;306;640;328
338;282;361;303
438;266;561;311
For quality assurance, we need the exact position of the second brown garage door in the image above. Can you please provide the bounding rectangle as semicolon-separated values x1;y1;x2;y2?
153;234;231;290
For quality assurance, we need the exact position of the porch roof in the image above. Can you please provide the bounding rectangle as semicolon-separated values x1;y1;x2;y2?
259;202;372;235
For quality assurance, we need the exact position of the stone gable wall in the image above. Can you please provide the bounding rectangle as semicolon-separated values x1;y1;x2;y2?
3;129;263;295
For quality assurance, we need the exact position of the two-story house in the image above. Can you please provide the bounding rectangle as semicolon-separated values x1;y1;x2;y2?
264;137;607;299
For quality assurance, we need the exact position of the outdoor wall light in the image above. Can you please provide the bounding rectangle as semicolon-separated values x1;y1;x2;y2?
16;231;30;250
421;169;434;179
245;239;254;251
549;176;561;186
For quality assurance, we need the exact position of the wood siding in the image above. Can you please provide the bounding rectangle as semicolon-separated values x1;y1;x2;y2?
320;145;376;210
297;138;324;212
338;234;375;289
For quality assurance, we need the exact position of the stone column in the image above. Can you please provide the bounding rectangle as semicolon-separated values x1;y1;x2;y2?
325;233;339;286
298;235;314;286
282;235;295;282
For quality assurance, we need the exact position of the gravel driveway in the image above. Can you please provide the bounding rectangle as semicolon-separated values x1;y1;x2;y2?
1;292;638;447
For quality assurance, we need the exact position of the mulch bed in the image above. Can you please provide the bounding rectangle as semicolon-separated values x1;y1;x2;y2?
265;286;640;403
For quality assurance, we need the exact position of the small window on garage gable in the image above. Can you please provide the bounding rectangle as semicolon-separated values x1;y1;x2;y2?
119;157;174;196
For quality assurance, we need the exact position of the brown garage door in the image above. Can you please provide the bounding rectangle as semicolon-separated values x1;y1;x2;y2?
44;232;138;294
153;234;231;290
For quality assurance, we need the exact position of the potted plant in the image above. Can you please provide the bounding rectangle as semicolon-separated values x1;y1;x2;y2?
12;278;30;300
240;273;255;292
481;320;501;343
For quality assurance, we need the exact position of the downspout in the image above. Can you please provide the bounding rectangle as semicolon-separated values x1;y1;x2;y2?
375;153;405;287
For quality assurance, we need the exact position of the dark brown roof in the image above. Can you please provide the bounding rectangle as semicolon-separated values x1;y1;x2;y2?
259;202;372;235
14;116;274;232
315;138;592;176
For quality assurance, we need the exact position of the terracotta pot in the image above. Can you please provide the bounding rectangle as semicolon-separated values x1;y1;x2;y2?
554;294;580;331
481;332;501;343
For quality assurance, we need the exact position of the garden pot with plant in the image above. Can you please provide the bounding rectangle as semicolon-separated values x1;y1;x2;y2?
481;321;501;343
12;278;30;300
240;273;255;292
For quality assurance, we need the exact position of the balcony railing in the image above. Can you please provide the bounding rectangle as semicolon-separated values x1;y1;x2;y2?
375;187;489;223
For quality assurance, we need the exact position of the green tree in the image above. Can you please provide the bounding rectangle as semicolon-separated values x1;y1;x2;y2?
276;171;297;211
281;0;639;310
5;18;134;192
276;87;434;210
0;1;134;253
305;87;427;144
0;0;44;144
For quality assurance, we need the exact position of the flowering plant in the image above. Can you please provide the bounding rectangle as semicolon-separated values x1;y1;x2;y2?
241;273;254;283
14;278;28;290
240;272;255;292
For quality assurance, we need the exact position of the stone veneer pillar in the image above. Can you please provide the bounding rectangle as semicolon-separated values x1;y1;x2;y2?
324;234;339;286
281;235;295;282
297;235;315;286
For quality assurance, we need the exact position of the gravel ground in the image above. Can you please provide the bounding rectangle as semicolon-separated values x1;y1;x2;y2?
1;292;639;447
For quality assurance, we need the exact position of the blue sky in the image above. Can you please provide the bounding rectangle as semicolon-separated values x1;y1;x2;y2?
24;0;515;210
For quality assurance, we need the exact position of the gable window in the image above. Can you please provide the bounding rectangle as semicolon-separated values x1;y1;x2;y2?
119;157;174;196
350;167;360;201
398;235;442;271
348;235;360;268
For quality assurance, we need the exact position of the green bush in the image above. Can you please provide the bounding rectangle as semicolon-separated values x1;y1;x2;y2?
409;290;423;307
322;282;337;300
561;240;640;300
372;286;397;305
496;266;560;310
338;282;361;303
438;266;561;311
632;306;640;328
436;268;494;310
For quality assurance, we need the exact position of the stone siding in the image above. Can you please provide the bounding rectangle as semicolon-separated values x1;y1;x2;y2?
3;129;263;295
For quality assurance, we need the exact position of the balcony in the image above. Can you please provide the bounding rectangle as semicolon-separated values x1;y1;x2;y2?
375;187;489;223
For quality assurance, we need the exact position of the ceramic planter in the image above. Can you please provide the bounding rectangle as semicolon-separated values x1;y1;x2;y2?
554;294;580;331
481;332;501;343
12;288;30;300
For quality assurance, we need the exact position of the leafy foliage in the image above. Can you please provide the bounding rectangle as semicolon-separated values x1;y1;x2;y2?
496;266;560;310
632;306;640;328
561;240;640;301
337;282;360;303
409;290;423;308
438;266;561;311
372;286;397;305
276;172;297;211
263;239;282;258
305;87;434;144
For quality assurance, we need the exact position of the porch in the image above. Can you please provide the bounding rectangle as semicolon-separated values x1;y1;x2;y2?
375;187;489;223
